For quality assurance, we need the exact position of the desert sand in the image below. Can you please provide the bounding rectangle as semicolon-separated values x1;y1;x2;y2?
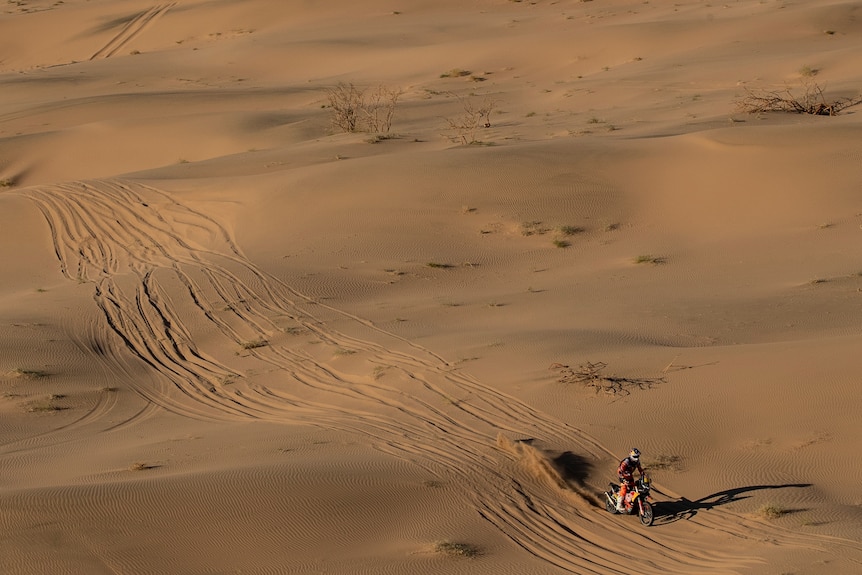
2;1;862;573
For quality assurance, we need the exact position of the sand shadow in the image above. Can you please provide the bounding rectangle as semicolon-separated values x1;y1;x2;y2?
651;483;812;525
552;451;593;487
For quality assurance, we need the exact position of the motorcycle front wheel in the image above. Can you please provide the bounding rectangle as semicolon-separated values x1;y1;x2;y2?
605;496;617;514
639;501;654;526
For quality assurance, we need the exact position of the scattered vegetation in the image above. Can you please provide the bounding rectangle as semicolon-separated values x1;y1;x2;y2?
427;262;454;269
551;361;664;395
798;64;818;78
558;225;585;236
0;178;13;188
737;79;862;116
435;541;481;558
647;454;683;471
552;239;570;248
325;82;402;134
26;396;66;412
440;68;472;78
521;221;551;236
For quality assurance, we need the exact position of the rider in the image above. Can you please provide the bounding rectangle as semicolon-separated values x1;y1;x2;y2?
616;448;645;512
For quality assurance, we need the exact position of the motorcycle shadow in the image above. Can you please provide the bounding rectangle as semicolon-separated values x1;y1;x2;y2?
651;483;812;525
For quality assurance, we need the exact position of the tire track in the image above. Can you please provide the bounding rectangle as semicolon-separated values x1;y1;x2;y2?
90;3;176;60
18;178;858;574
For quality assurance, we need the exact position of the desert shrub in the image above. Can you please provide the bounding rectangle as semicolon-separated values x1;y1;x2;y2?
634;254;665;264
325;82;402;133
12;368;49;379
240;339;268;350
435;541;480;558
443;93;498;145
759;503;790;519
737;79;862;116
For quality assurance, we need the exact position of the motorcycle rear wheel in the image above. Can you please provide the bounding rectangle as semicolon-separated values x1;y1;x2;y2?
639;501;654;526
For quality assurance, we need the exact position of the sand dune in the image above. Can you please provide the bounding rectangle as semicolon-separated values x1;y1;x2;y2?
2;1;862;574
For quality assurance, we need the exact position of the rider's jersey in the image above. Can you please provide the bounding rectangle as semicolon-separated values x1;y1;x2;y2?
618;456;644;480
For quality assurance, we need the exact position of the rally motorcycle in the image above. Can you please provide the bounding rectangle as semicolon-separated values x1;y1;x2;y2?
604;476;654;526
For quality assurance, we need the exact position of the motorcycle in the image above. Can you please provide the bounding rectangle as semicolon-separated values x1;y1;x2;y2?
604;476;654;526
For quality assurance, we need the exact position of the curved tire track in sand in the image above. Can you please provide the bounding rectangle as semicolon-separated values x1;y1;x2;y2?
19;179;860;574
89;3;176;60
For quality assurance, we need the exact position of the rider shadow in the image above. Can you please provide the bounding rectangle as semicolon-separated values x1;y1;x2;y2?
651;483;812;525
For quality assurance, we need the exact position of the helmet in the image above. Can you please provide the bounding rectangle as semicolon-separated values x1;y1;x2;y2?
629;448;641;461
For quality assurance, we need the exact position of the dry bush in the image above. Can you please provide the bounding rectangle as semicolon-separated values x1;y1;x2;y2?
737;80;862;116
551;361;664;395
325;82;402;134
444;93;498;144
759;503;791;519
326;82;365;132
435;541;480;558
362;85;403;133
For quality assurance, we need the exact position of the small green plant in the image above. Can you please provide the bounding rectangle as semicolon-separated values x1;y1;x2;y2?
26;396;66;412
558;225;585;236
799;65;817;77
647;454;682;471
440;68;471;78
634;254;666;264
427;262;453;269
553;239;570;248
12;368;49;379
240;339;268;350
521;221;550;236
0;178;13;188
435;541;480;558
759;503;790;519
27;403;64;412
